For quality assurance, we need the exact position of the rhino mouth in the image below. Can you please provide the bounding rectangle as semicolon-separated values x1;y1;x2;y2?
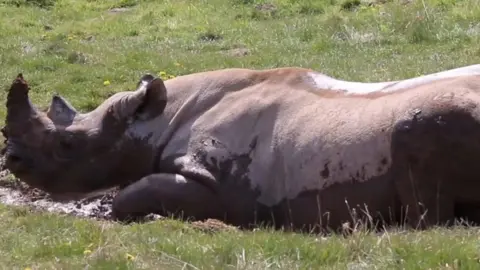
1;127;8;161
0;129;25;177
2;140;32;174
5;154;28;175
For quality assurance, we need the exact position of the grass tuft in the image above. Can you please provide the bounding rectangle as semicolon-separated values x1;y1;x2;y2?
1;0;57;9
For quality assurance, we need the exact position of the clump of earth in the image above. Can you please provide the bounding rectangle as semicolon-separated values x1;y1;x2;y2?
0;156;117;220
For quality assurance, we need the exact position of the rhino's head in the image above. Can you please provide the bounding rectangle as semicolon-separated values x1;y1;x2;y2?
2;73;167;199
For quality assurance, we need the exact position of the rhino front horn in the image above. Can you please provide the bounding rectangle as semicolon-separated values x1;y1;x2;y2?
7;73;30;104
6;73;38;124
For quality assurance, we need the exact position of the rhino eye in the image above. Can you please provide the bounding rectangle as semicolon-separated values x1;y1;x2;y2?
53;137;77;161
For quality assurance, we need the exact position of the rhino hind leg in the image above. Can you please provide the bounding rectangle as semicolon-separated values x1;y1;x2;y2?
394;170;455;229
390;109;480;229
111;173;222;223
273;175;400;234
392;130;457;228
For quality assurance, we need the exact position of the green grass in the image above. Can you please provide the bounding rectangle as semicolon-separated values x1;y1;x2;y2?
4;206;480;270
1;0;480;268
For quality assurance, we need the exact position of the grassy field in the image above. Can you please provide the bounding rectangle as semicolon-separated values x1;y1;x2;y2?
1;0;480;268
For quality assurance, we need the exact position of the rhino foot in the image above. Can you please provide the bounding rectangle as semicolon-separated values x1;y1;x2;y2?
111;173;222;223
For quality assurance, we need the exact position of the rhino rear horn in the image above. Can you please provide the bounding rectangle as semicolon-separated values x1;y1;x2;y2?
47;94;78;125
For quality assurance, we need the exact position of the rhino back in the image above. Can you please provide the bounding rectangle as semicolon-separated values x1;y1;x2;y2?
162;80;406;206
146;70;479;207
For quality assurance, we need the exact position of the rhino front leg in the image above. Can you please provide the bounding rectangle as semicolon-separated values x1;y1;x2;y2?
111;173;222;222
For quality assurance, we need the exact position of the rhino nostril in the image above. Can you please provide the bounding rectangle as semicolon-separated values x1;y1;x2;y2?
7;154;22;163
1;127;6;138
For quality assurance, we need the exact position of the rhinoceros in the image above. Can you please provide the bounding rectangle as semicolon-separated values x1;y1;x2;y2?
4;65;480;233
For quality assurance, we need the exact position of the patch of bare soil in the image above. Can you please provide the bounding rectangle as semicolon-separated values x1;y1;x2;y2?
255;3;277;13
222;47;250;57
0;157;117;220
108;7;131;14
191;218;238;233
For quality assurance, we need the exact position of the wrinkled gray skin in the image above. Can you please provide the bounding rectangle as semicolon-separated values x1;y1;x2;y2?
5;68;480;233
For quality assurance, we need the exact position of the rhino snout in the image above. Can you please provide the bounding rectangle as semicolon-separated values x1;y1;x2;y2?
4;143;33;174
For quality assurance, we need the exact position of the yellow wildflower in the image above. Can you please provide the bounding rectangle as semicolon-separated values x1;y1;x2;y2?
84;249;92;255
158;71;167;77
24;268;32;270
103;80;111;86
125;253;135;261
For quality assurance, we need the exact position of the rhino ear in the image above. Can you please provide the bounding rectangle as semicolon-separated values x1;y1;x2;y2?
111;74;168;122
132;74;167;120
46;95;78;125
136;74;155;88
